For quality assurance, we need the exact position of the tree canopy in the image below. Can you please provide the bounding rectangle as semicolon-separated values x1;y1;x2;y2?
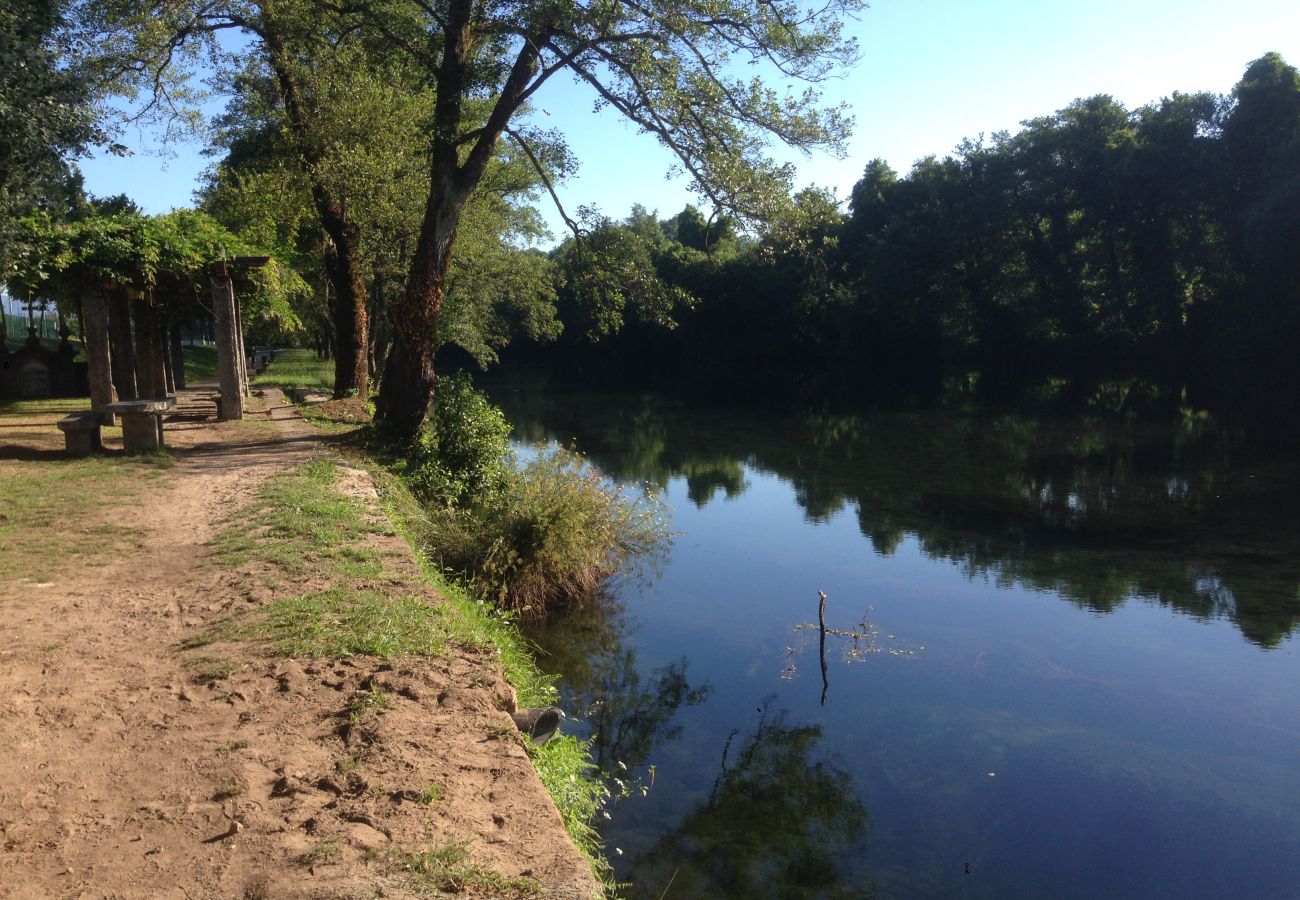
0;0;108;275
514;53;1300;421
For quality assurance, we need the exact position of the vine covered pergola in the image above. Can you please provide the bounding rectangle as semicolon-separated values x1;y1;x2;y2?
4;210;300;420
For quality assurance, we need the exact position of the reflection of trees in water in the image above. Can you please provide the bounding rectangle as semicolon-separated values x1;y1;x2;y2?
627;700;872;899
489;376;1300;647
521;601;710;773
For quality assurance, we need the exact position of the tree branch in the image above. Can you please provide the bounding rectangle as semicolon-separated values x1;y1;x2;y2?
506;127;582;241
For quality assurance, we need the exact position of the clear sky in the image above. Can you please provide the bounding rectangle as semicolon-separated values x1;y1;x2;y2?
76;0;1300;240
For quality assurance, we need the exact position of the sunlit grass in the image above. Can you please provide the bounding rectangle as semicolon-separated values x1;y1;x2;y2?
252;348;334;393
249;589;456;658
0;451;172;582
213;457;382;575
386;841;541;898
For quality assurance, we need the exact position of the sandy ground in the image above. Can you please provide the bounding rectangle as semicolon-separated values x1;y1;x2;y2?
0;385;600;899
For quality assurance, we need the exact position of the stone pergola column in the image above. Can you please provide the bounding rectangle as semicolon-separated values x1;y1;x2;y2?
234;293;250;397
107;287;137;400
129;289;163;399
149;298;171;395
169;322;186;390
82;282;115;424
210;262;244;420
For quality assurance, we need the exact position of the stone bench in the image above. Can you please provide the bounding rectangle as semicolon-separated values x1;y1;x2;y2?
103;397;177;452
57;411;105;456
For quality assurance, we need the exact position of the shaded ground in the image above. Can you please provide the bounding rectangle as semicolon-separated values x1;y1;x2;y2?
0;386;600;899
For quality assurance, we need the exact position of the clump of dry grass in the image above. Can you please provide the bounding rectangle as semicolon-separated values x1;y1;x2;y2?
420;448;668;617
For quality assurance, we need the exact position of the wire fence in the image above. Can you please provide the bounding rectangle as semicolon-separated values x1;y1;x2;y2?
3;313;63;344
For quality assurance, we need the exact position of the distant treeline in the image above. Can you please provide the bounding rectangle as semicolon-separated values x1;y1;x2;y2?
501;53;1300;417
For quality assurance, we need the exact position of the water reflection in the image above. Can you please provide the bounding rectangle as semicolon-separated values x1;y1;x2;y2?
522;602;711;772
626;700;872;899
782;595;923;706
491;375;1300;647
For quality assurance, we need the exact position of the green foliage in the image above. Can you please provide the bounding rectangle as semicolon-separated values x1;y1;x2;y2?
0;0;104;273
553;210;699;339
420;447;669;618
531;734;613;883
529;53;1300;417
392;374;671;615
5;209;302;338
400;373;512;509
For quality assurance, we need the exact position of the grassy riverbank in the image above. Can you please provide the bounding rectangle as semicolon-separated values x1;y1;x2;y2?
226;348;618;886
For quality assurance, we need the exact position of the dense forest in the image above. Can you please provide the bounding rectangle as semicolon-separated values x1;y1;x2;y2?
503;52;1300;420
5;0;1297;425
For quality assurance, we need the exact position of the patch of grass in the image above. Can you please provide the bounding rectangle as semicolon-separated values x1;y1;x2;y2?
212;782;242;801
345;683;391;722
438;449;669;617
182;345;219;383
298;404;368;435
246;588;455;658
184;655;240;682
300;839;341;867
531;735;612;884
418;781;443;806
0;446;172;582
389;842;541;898
251;348;334;393
178;630;222;650
213;458;380;576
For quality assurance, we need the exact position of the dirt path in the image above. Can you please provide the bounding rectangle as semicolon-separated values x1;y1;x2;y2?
0;386;600;899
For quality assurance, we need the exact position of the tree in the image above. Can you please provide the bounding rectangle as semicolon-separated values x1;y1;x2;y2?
1212;52;1300;400
338;0;864;436
79;1;395;398
666;204;736;252
0;0;106;276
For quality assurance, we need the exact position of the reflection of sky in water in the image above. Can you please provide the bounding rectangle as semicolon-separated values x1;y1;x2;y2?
501;400;1300;898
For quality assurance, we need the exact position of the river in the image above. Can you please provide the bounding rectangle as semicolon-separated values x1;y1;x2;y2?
481;373;1300;899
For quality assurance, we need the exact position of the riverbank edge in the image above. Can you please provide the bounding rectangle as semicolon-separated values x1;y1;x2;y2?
257;371;615;890
0;388;605;897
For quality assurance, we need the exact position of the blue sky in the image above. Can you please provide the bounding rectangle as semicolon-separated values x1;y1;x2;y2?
77;0;1300;240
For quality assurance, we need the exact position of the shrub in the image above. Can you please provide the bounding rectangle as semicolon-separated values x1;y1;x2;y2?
401;373;511;508
420;448;669;617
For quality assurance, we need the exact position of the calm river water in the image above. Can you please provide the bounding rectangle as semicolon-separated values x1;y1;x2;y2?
483;374;1300;899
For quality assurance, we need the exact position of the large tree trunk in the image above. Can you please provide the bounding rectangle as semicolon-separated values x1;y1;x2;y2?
370;0;542;437
373;235;450;436
322;219;368;398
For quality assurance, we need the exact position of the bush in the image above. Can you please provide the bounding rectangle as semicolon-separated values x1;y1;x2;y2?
420;448;669;617
389;374;669;616
401;373;511;508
